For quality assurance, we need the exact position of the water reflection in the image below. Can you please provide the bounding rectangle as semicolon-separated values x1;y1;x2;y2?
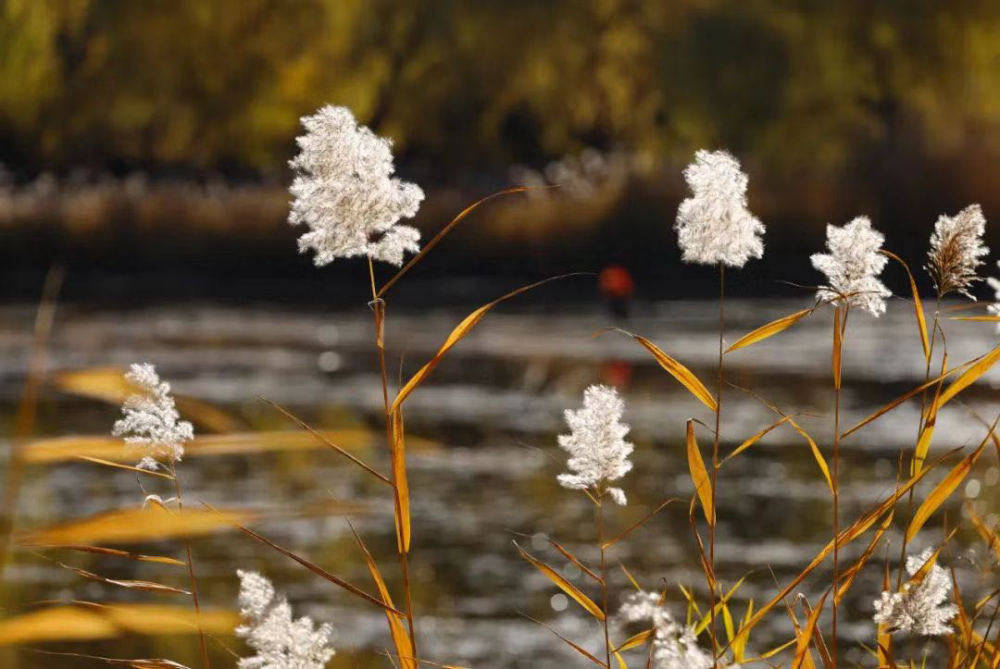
0;299;996;667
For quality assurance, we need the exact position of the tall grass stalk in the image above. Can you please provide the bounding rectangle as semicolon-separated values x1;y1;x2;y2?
168;460;210;669
596;494;612;668
368;257;419;662
708;262;725;661
830;304;848;665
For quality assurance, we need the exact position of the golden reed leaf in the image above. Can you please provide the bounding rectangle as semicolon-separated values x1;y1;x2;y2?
19;506;252;546
390;408;411;554
792;591;828;669
52;367;240;432
726;307;814;353
392;275;579;412
787;418;833;493
514;542;605;620
686;421;714;526
906;439;987;542
624;333;716;411
724;415;790;463
936;344;1000;408
881;250;930;363
0;603;238;646
348;522;415;669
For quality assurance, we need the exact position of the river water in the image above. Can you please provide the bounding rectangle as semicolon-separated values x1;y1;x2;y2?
0;298;997;667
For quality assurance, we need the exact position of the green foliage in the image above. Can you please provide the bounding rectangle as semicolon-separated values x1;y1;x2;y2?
1;0;999;177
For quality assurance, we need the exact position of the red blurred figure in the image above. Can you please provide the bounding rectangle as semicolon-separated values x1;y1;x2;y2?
599;264;634;319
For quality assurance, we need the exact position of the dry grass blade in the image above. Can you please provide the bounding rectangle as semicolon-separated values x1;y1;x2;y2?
951;315;1000;322
912;352;947;475
723;416;790;463
261;398;391;484
613;331;716;411
377;187;530;298
840;362;965;439
906;437;988;542
936;345;1000;408
18;506;253;546
0;603;238;645
390;408;411;553
520;613;607;667
34;652;193;669
968;505;1000;562
514;541;605;620
832;306;843;390
727;458;937;648
547;537;602;583
22;429;431;464
686;421;714;525
391;274;582;411
726;307;815;353
835;511;893;605
236;523;404;615
347;521;416;669
614;628;653;652
793;590;829;669
694;575;747;635
74;455;175;479
881;250;930;363
601;498;678;549
787;418;833;493
52;367;240;432
33;544;184;567
54;561;190;596
905;533;956;588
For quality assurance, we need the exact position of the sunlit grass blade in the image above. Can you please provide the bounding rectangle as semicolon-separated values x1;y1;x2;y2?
74;455;175;479
377;187;531;298
726;307;815;353
19;506;254;546
727;456;937;649
514;541;605;620
694;575;747;635
723;415;790;463
793;590;830;669
787;418;833;493
936;345;1000;408
881;250;930;362
912;352;947;475
53;561;190;596
613;332;716;411
520;613;606;667
52;367;240;432
390;408;412;553
547;537;602;583
261;398;391;484
348;521;416;669
21;429;437;464
906;437;988;542
686;421;714;525
0;603;238;645
950;315;1000;322
835;511;893;605
34;653;194;669
32;544;184;567
236;523;405;615
967;504;1000;562
391;274;581;411
601;498;678;549
614;628;653;652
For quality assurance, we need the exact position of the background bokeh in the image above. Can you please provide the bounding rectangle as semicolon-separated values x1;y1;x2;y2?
2;0;999;301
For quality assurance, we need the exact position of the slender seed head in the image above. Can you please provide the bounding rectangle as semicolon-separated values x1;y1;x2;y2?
926;204;989;299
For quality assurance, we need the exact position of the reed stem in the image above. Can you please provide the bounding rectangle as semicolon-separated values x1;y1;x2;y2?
709;262;725;662
368;257;419;663
830;305;848;667
170;462;210;669
597;496;612;669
